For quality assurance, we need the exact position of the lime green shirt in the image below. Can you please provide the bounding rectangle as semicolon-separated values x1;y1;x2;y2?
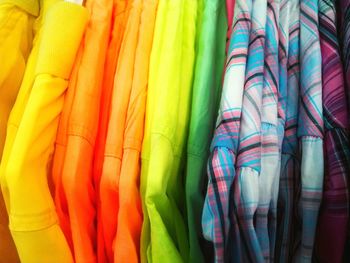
140;0;198;262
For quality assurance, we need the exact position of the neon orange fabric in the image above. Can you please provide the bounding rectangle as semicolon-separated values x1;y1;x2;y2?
52;0;113;262
114;0;158;261
99;0;140;261
93;1;130;262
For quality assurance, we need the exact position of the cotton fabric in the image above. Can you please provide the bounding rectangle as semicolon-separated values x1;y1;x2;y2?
339;1;350;259
339;0;350;111
256;0;281;260
1;0;350;261
0;0;37;261
297;0;324;260
99;0;138;260
231;0;266;261
111;0;158;261
314;1;350;261
0;1;88;262
185;0;227;262
276;0;301;261
52;0;112;261
92;1;130;261
202;0;253;261
140;0;198;262
225;0;235;51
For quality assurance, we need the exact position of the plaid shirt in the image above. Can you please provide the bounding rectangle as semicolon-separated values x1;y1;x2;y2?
256;0;281;261
314;0;350;262
202;0;253;261
276;0;301;261
229;0;267;261
297;0;325;261
339;0;350;260
339;0;350;112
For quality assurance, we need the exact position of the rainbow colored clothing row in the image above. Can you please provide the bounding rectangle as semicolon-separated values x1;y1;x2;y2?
0;0;350;262
0;0;226;262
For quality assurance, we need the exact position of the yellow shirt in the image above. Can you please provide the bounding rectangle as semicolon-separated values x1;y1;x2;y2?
0;1;37;261
0;1;88;262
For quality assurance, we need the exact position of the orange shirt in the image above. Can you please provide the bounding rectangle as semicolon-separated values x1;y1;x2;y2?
98;0;158;261
114;0;158;261
92;1;130;262
99;0;141;261
52;0;113;262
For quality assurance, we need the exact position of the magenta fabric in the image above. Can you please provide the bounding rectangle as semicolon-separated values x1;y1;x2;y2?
314;1;350;262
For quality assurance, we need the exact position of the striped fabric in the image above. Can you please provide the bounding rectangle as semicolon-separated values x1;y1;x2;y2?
338;0;350;260
202;0;253;261
256;0;281;261
298;0;324;261
231;0;267;261
276;0;301;261
277;0;290;134
339;0;350;110
314;1;350;262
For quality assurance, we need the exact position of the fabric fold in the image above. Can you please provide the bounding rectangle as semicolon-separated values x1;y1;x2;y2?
0;1;88;262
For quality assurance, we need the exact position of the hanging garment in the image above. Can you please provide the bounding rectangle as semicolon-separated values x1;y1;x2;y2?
139;0;166;260
0;0;36;157
93;1;130;262
0;0;88;262
256;0;280;261
276;0;301;261
231;0;266;261
185;0;227;262
336;0;350;262
339;0;350;260
314;0;350;262
113;0;158;261
277;0;290;143
99;0;158;261
98;0;138;261
51;0;112;261
0;0;38;261
140;0;198;262
297;0;324;260
201;0;252;261
270;0;291;260
340;0;350;110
